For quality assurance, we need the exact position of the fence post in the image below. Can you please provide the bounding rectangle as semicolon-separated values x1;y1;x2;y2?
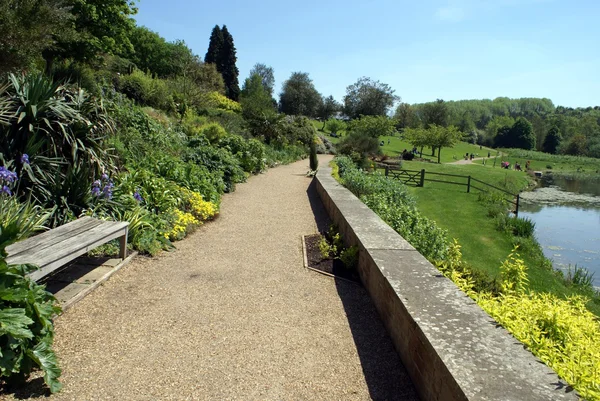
385;165;389;177
467;176;471;193
515;194;520;217
420;169;425;187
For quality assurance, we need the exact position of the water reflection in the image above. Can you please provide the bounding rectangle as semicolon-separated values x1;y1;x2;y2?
519;175;600;286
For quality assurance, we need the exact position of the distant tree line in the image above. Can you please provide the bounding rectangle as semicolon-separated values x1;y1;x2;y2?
395;98;600;157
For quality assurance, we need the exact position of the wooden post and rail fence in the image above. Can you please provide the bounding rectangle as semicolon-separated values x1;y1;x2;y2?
381;165;520;216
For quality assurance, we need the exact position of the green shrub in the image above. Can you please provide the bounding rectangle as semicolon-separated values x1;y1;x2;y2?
324;118;346;135
201;122;228;144
0;224;62;393
564;265;595;291
218;135;267;174
117;70;174;112
185;141;246;193
335;157;448;261
264;144;307;166
340;246;359;269
309;138;318;171
496;215;535;238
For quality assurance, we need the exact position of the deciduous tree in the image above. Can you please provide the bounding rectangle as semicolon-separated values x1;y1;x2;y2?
279;72;321;117
343;77;398;119
317;95;341;129
0;0;73;74
44;0;138;71
249;63;275;96
542;126;561;154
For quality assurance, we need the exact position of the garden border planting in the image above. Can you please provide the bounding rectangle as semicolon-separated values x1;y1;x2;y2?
314;164;578;401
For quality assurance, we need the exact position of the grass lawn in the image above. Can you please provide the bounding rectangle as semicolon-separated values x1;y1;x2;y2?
378;135;493;164
497;148;600;176
395;160;600;315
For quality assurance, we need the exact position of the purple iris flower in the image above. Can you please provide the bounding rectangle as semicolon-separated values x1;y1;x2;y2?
0;167;17;183
133;191;143;202
21;154;29;165
1;185;11;196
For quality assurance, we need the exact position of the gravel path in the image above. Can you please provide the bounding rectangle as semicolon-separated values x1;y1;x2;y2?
4;156;418;401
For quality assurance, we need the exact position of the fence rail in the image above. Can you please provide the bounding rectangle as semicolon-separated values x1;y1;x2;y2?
379;164;520;216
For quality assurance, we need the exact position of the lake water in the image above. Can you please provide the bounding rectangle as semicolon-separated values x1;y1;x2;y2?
519;175;600;286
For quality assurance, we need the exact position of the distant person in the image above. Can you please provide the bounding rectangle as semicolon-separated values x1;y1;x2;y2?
488;152;491;158
480;145;482;150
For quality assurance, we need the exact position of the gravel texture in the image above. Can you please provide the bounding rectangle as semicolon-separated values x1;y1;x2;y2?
3;156;418;401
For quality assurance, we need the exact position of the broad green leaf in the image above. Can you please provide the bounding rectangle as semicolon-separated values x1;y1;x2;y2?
0;309;34;339
30;340;62;393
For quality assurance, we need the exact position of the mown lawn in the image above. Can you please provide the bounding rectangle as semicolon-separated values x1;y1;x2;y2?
386;160;600;315
497;148;600;176
378;135;494;164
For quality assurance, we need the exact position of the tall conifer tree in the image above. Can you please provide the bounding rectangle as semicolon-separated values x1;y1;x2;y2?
219;25;240;101
204;25;223;64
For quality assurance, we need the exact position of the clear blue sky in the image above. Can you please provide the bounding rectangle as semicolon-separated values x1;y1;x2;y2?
134;0;600;108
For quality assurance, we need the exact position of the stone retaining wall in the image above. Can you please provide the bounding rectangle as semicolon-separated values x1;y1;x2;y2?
315;165;577;401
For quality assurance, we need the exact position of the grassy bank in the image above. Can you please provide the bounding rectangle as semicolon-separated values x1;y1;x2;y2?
390;160;600;315
497;148;600;177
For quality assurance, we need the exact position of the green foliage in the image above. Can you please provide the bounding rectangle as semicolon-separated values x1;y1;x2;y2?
213;25;239;101
117;69;174;111
324;119;346;135
0;197;52;242
278;116;316;147
48;0;138;66
309;138;318;171
201;122;228;144
317;95;341;123
542;126;562;154
0;73;115;225
343;77;398;119
564;265;595;291
337;116;394;165
340;246;359;269
418;99;449;127
394;102;418;130
347;115;396;139
248;63;275;97
279;72;322;117
335;157;448;260
200;92;241;113
0;0;73;74
0;226;62;393
126;26;193;78
438;243;600;400
499;248;529;294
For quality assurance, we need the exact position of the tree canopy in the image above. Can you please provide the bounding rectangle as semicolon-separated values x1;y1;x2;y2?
279;72;321;117
343;77;398;119
249;63;275;96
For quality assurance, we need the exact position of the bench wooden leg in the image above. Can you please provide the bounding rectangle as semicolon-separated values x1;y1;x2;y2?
119;229;128;260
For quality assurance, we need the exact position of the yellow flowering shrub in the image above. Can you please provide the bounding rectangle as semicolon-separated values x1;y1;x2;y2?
165;209;198;241
202;92;242;113
180;188;218;221
437;241;600;400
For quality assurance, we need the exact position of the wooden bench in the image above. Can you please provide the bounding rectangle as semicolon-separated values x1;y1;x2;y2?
6;217;129;282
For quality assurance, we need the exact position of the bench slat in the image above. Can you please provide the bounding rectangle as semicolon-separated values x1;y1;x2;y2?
27;228;129;282
6;221;128;267
6;217;105;257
